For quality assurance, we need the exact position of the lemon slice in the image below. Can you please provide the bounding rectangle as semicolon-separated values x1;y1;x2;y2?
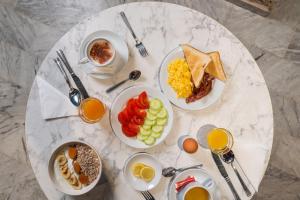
131;163;145;178
140;166;155;182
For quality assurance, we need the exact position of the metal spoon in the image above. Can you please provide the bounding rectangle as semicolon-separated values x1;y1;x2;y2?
162;164;203;177
54;58;82;106
221;150;252;197
106;70;141;93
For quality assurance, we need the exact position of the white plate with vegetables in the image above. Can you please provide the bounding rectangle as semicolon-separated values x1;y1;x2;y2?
110;85;174;149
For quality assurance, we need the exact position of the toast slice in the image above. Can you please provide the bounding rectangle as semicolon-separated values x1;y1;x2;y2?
206;51;227;81
181;44;212;88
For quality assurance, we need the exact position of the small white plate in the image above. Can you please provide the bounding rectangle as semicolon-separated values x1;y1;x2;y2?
158;46;225;111
110;85;174;149
48;140;102;196
79;30;129;79
167;168;216;200
123;152;162;191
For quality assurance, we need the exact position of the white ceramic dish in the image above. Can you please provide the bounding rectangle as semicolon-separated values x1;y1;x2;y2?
158;46;225;111
110;85;174;149
48;140;102;196
123;152;162;191
79;30;129;79
167;168;216;200
79;38;116;67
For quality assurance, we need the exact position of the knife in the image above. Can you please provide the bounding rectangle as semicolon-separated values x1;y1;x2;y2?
211;152;241;200
56;49;89;99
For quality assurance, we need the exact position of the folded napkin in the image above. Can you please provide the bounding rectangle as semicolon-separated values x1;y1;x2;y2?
36;76;78;119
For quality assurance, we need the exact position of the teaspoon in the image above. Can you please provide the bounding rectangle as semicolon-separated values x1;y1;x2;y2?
222;150;252;197
54;58;82;106
106;70;141;93
162;164;203;177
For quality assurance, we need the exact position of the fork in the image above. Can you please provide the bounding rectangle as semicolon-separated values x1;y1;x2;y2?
140;191;155;200
120;11;148;57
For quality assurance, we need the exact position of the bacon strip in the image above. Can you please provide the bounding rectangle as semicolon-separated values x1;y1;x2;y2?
186;73;214;103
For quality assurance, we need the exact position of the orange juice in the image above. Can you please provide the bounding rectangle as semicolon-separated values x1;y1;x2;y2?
79;97;105;123
184;187;209;200
207;128;230;153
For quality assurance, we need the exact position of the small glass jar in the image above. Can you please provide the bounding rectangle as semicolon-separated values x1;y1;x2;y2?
79;97;106;123
207;128;233;155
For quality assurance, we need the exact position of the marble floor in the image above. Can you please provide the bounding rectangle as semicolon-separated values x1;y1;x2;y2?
0;0;299;199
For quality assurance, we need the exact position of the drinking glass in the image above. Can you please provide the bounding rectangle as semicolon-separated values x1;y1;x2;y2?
207;128;233;155
79;97;106;123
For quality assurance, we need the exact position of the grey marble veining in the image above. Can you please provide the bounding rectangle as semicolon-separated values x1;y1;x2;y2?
15;0;110;33
223;4;296;59
0;0;299;199
270;0;300;30
285;31;300;64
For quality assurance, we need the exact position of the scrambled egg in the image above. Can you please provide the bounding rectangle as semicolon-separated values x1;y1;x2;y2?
167;58;193;98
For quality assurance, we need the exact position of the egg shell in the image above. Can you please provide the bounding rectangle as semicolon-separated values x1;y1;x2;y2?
183;138;198;153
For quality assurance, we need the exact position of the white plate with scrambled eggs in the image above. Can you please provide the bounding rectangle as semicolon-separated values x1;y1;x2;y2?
158;46;225;111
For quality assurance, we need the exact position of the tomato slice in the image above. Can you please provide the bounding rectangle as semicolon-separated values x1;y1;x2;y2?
135;108;146;119
135;98;144;109
138;91;149;109
118;111;129;125
122;125;137;137
128;123;140;133
139;91;148;99
127;98;135;106
131;115;145;125
126;99;136;117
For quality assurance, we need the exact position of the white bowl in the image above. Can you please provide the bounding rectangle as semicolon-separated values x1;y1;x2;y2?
109;85;174;149
123;152;162;191
158;46;225;111
48;140;102;196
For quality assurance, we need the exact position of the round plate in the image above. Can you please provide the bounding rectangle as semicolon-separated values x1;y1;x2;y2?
123;152;162;191
48;140;102;196
79;30;129;79
158;46;225;111
168;168;216;200
110;85;174;149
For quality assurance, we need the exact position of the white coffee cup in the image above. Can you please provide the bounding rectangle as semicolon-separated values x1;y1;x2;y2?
79;38;116;67
177;178;215;200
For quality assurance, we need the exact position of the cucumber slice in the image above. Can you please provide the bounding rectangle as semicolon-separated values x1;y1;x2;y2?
144;119;156;126
146;111;157;121
140;127;151;136
144;136;156;145
152;125;164;133
157;108;168;119
151;131;162;138
142;124;151;130
149;108;160;115
137;133;148;141
150;99;162;110
157;118;167;126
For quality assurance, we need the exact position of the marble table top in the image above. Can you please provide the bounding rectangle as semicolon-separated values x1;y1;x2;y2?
25;2;273;200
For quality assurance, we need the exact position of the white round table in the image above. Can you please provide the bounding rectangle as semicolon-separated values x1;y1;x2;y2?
25;2;273;200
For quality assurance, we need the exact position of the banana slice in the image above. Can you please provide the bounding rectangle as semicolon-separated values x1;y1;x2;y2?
56;155;67;166
72;181;82;190
59;164;68;174
68;174;78;185
61;168;71;179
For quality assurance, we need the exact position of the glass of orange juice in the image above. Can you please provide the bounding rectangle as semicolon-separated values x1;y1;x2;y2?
79;97;106;123
207;128;233;155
